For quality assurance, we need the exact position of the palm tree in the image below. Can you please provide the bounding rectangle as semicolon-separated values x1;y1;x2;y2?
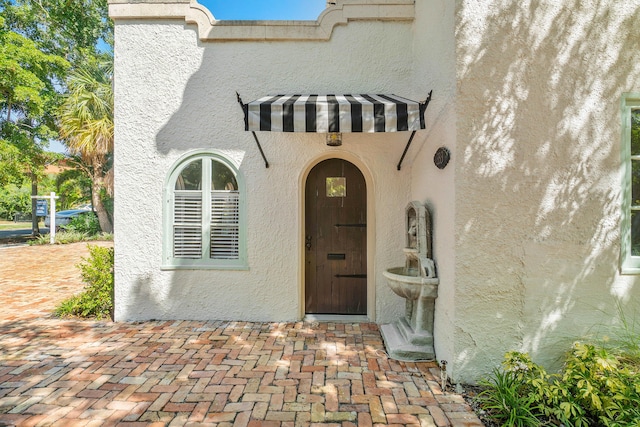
58;58;113;233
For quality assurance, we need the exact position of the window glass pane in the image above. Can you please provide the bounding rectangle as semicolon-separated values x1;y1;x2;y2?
632;211;640;256
326;177;346;197
212;160;237;191
633;160;640;206
175;160;202;190
632;110;640;156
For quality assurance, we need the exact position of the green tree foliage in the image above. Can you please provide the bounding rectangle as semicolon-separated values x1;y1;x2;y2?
1;0;113;233
0;0;112;63
58;58;113;233
55;167;92;210
0;139;23;186
0;184;31;220
0;14;68;186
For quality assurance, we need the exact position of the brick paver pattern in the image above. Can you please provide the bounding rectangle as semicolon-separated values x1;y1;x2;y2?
0;243;484;427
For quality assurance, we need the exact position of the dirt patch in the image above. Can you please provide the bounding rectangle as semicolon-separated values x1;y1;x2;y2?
459;384;499;427
0;235;35;246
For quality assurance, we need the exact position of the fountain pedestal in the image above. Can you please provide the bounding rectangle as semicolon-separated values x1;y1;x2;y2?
381;202;439;361
380;319;435;360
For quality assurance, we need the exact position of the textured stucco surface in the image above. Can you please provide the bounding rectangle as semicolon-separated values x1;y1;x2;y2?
112;14;434;324
408;0;457;377
112;0;640;383
452;0;640;381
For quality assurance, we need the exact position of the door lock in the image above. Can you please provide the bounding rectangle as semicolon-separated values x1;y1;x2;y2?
305;235;312;250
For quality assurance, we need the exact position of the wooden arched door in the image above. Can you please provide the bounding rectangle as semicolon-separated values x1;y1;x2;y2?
305;159;367;314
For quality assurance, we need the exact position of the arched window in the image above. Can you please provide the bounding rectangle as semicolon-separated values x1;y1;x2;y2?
163;152;247;269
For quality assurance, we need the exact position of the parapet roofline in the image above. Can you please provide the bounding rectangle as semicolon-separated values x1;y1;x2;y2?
107;0;415;41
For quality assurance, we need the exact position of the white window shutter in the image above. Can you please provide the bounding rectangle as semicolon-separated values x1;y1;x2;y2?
173;192;203;258
211;191;239;259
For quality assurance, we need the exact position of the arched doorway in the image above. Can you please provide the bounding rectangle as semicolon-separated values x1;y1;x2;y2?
305;158;367;314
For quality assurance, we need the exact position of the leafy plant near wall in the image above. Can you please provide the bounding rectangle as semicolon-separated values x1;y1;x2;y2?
55;245;113;319
65;212;101;235
477;341;640;427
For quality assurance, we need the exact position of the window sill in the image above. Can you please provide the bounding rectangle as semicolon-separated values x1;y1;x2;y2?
161;263;249;271
620;255;640;274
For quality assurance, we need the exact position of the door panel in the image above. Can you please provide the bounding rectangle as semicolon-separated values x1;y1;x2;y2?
305;159;366;314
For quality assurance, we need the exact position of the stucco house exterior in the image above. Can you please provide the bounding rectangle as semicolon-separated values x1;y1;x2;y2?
109;0;640;382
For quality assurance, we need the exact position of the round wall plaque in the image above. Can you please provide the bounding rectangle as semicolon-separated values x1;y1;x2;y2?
434;147;451;169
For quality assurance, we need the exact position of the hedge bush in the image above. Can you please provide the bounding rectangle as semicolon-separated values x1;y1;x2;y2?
55;245;114;319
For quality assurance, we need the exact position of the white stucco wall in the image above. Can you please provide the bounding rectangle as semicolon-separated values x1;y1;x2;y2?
450;0;640;382
407;0;458;377
112;11;429;323
112;0;640;383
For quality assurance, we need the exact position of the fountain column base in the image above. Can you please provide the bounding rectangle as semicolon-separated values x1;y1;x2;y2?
380;317;435;361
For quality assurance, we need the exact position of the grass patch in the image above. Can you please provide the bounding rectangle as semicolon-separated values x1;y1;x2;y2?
0;222;31;230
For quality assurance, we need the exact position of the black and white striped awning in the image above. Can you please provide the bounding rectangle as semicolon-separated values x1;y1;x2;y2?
244;94;427;133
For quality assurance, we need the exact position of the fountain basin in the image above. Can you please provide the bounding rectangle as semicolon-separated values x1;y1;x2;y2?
383;267;439;300
381;201;439;361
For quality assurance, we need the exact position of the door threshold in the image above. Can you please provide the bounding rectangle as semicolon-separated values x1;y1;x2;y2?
304;314;370;323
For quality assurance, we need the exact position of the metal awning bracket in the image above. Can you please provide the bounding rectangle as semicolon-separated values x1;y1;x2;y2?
397;90;432;171
237;92;269;168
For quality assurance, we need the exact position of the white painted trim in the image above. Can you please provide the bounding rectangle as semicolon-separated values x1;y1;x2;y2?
108;0;415;41
298;151;377;321
620;93;640;274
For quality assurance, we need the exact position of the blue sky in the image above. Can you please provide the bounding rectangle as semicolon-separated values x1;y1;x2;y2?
198;0;326;20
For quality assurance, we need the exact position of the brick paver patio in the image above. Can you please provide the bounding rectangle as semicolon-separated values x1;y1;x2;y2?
0;242;484;426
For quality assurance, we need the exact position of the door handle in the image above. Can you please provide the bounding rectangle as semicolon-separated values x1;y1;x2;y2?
306;235;312;250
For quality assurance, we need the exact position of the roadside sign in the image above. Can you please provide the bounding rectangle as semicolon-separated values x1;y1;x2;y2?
32;192;58;244
36;199;48;217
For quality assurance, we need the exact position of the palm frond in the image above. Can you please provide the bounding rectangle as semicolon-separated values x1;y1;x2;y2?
58;59;113;159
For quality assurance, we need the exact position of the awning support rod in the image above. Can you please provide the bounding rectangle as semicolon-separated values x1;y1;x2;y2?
397;90;432;171
236;92;270;168
396;131;417;171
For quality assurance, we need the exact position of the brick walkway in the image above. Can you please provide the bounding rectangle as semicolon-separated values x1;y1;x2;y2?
0;243;484;426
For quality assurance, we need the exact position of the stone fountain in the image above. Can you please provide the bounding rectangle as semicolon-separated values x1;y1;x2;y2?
381;201;439;361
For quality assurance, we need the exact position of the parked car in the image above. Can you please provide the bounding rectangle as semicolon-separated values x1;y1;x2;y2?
44;206;94;230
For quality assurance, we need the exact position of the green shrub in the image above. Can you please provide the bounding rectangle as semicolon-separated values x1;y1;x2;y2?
65;212;101;235
55;245;113;319
477;346;640;427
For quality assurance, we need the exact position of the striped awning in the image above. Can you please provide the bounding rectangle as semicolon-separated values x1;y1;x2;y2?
245;94;427;133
